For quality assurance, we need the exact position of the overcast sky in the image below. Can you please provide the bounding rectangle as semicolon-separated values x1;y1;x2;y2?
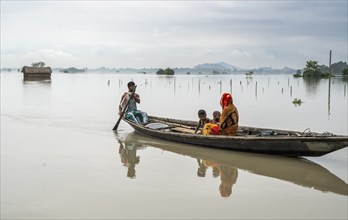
1;1;347;69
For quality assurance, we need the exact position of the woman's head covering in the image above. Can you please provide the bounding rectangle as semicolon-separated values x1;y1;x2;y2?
220;93;233;108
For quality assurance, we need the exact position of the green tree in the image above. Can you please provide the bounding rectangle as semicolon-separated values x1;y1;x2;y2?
32;61;45;67
303;60;323;77
156;67;175;75
342;68;348;77
156;69;164;75
304;60;320;71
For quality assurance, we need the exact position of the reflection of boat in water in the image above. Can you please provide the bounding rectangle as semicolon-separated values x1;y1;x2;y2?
114;132;348;196
122;116;348;156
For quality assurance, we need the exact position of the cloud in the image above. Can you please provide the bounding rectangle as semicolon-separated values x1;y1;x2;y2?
2;49;78;68
1;1;347;69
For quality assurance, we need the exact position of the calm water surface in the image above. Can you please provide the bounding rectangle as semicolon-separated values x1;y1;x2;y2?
1;72;347;219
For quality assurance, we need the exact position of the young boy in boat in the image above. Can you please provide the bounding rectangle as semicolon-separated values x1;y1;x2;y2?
119;81;148;124
200;111;221;135
194;109;211;134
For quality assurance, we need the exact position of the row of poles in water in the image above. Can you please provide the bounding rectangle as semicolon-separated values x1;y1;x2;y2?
113;76;347;98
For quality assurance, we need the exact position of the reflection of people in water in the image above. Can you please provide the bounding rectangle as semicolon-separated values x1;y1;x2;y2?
196;159;238;198
219;165;238;197
119;140;140;179
197;159;208;177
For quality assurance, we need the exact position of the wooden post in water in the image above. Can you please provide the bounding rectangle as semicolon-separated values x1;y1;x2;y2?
230;79;232;94
255;81;258;98
328;50;332;117
329;50;332;77
174;77;176;95
290;86;292;97
219;80;222;94
198;79;201;95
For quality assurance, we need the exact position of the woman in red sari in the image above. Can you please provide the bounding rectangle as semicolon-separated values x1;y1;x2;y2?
219;93;239;136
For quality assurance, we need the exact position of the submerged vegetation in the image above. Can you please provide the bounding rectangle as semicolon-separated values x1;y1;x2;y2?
292;98;303;106
293;69;302;77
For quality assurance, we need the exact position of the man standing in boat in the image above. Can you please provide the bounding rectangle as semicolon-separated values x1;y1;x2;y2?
119;81;148;124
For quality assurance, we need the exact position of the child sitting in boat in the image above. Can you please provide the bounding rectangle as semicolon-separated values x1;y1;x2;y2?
211;111;221;124
194;109;211;134
201;111;220;135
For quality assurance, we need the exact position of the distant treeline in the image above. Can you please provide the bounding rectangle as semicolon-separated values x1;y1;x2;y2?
59;67;86;73
319;61;348;75
294;61;348;78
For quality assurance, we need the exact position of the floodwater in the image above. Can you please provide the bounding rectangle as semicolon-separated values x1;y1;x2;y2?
1;72;347;219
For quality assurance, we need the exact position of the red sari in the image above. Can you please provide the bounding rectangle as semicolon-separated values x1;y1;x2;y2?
219;103;239;135
219;93;239;136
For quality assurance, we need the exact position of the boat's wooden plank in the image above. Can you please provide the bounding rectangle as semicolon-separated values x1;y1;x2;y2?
171;127;196;134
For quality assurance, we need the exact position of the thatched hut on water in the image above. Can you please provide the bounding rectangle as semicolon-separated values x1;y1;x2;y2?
22;66;52;79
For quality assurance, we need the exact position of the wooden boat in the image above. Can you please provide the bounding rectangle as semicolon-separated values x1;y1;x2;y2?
114;132;348;196
122;116;348;157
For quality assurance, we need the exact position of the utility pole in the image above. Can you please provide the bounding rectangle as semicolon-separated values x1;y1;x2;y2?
328;50;332;117
329;50;332;77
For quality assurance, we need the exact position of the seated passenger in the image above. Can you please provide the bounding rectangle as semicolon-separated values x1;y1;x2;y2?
211;111;221;124
219;93;239;136
194;109;210;134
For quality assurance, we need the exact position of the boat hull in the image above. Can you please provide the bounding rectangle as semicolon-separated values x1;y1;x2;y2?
123;116;348;157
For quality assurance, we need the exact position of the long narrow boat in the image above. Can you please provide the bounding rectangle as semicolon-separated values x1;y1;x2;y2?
122;116;348;157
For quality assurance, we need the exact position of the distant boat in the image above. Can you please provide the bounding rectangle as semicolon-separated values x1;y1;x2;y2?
121;116;348;157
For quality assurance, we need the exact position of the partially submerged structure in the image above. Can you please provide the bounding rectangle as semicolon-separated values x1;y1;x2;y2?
22;66;52;79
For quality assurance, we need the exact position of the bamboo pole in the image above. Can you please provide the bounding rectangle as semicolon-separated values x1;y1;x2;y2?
329;50;332;77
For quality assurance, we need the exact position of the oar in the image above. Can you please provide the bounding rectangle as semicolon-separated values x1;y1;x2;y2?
112;85;137;131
